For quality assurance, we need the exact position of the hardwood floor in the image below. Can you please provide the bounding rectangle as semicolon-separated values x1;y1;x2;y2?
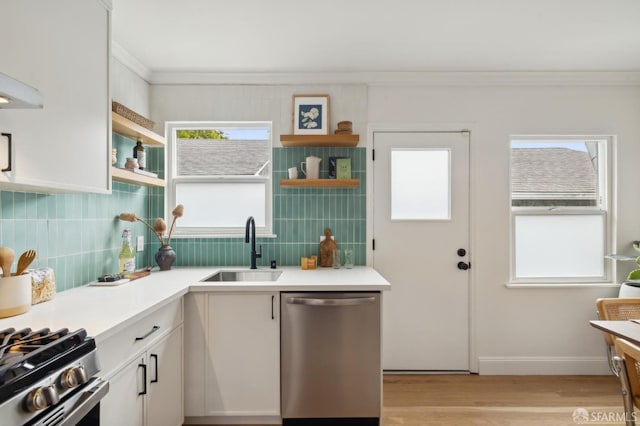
195;374;623;426
383;374;622;425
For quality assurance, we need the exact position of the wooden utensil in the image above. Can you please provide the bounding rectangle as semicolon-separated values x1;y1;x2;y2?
0;247;15;278
15;249;36;275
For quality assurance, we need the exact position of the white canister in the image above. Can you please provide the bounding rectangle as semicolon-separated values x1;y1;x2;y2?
0;274;32;318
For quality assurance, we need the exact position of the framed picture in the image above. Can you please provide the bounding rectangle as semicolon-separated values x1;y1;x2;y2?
292;94;329;135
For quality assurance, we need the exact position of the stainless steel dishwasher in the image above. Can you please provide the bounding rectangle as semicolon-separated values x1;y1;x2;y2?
281;292;381;426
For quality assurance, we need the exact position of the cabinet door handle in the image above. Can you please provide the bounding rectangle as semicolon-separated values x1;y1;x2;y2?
1;133;11;172
138;363;147;396
271;295;275;320
135;325;160;342
150;354;158;383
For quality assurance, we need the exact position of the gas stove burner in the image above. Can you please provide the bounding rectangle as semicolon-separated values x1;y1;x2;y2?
0;328;71;363
0;328;94;401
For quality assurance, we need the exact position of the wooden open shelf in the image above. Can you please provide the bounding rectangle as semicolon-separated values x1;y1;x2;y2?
111;111;165;187
280;178;360;188
112;111;165;146
112;167;165;187
280;134;359;147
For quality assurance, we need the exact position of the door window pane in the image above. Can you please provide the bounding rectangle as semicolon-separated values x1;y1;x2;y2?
514;214;604;278
391;149;450;220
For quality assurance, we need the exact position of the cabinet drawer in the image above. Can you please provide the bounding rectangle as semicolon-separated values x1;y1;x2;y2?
98;298;183;377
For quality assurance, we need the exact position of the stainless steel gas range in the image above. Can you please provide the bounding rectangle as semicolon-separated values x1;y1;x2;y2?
0;328;108;426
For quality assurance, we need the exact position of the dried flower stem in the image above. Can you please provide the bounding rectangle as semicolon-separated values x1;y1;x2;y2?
166;217;177;246
138;218;165;245
166;204;184;246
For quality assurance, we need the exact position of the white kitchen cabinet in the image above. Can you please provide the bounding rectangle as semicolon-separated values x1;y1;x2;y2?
101;325;183;426
101;355;145;426
0;0;110;193
184;292;280;421
98;298;184;426
147;325;184;426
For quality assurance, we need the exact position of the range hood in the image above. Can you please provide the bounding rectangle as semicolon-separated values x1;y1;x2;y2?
0;72;43;109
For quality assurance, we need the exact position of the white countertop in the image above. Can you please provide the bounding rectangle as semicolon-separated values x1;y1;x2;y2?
0;266;390;342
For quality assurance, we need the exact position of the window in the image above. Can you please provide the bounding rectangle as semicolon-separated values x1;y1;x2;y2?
165;122;273;237
510;136;613;284
391;148;451;220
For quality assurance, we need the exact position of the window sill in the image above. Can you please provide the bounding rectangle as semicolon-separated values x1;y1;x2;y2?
506;281;619;289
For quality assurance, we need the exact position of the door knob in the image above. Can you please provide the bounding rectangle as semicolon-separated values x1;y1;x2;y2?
457;261;470;270
457;248;466;257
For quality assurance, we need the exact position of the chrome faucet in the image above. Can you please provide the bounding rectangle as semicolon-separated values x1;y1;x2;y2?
245;216;262;269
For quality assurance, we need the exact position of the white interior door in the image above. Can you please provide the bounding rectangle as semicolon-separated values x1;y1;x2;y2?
373;131;470;371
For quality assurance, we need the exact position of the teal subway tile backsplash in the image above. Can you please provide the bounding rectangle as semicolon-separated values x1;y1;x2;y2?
0;181;154;292
0;143;367;293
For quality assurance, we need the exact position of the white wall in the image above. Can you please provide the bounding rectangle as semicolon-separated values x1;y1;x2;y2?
111;58;150;117
368;84;640;374
149;84;367;142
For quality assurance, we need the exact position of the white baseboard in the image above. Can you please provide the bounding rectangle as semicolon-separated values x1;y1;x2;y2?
478;356;612;375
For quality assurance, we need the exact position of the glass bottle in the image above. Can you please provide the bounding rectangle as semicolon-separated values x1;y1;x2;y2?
133;138;146;170
119;228;136;273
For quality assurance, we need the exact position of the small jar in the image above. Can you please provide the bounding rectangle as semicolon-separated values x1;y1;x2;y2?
344;249;354;269
125;157;139;170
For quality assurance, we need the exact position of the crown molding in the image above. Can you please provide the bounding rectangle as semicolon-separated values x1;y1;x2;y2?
109;48;640;87
148;70;640;86
111;42;152;83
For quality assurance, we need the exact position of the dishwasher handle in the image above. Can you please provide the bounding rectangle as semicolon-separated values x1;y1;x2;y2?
286;296;376;306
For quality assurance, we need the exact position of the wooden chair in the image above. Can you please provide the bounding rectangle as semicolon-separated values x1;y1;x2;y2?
613;338;640;425
596;298;640;376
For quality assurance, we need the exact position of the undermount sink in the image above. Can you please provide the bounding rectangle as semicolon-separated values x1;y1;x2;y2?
201;270;283;282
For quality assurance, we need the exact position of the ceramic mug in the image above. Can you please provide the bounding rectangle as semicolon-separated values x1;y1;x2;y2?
288;167;298;179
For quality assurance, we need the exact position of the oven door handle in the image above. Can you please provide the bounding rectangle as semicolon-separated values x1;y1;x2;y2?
57;378;109;426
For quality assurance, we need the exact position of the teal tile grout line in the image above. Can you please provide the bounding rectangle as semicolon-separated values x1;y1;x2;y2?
0;146;366;292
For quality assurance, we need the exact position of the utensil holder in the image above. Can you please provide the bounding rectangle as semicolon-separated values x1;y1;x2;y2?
0;274;32;318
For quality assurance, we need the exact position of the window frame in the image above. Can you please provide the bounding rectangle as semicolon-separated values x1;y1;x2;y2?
165;121;273;238
508;135;615;286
